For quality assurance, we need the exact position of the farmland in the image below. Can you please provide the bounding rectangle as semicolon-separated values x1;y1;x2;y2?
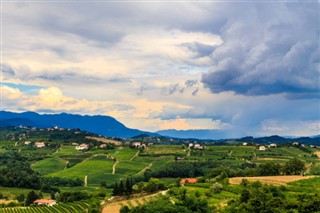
1;127;320;212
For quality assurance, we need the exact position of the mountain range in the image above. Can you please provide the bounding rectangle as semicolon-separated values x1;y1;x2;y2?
0;111;152;138
1;111;319;145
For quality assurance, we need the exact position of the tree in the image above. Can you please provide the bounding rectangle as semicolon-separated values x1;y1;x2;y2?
283;158;305;175
25;191;39;206
113;182;119;196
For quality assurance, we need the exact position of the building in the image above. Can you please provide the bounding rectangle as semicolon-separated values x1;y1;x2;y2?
34;199;57;206
72;142;79;146
24;141;31;145
100;144;107;148
76;143;89;150
132;142;141;147
292;142;300;146
242;142;248;146
259;146;267;151
194;144;204;149
180;178;197;186
35;142;45;148
268;143;277;148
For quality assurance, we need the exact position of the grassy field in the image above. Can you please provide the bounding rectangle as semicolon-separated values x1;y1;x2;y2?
49;155;115;185
31;157;66;175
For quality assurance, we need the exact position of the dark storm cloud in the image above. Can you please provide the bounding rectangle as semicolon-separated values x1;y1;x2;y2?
201;2;320;99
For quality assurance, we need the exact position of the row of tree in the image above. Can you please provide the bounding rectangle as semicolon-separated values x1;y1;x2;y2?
113;177;134;196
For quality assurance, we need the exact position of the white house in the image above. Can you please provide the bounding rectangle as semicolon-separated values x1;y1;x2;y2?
242;142;248;146
76;143;89;150
34;199;57;206
72;142;79;146
194;144;204;149
100;144;107;148
292;142;300;146
268;143;277;148
35;142;45;148
189;143;194;147
259;146;267;151
132;142;141;147
24;141;31;145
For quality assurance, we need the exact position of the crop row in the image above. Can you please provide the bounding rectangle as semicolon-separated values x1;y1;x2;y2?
0;201;89;213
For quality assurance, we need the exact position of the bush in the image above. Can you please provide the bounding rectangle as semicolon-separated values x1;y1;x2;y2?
211;183;223;194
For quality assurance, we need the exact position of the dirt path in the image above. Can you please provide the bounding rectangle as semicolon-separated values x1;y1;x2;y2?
228;151;233;156
102;190;168;213
112;160;119;174
137;163;153;175
130;151;140;161
229;175;316;186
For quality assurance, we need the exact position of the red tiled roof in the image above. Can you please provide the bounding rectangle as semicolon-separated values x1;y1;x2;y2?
34;199;55;204
180;178;197;184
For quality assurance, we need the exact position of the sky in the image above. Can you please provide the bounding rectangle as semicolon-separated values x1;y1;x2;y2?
1;1;320;137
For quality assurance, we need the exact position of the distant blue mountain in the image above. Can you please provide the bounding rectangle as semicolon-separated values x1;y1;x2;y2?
156;129;230;140
0;111;153;138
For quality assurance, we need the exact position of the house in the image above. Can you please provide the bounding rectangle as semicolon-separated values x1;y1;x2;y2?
72;142;79;146
24;141;31;145
242;142;248;146
268;143;277;148
259;146;267;151
35;142;45;148
132;142;141;147
76;144;89;150
189;143;194;147
180;178;197;186
34;199;57;206
292;142;300;146
100;144;107;148
194;144;204;149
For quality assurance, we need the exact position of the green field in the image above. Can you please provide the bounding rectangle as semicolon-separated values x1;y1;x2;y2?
32;158;66;175
49;155;115;185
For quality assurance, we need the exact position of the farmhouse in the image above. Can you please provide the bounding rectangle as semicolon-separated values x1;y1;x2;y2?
100;144;107;148
180;178;197;186
189;143;194;147
72;142;79;146
292;142;300;146
268;143;277;148
132;142;141;147
34;199;57;206
76;143;89;150
35;142;45;148
242;142;248;146
259;146;267;151
24;141;31;145
194;144;204;149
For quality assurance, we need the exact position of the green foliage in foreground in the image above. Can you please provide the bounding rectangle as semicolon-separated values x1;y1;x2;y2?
121;193;213;213
223;181;320;213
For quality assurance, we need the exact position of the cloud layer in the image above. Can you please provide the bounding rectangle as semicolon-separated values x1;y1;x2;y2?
1;1;319;137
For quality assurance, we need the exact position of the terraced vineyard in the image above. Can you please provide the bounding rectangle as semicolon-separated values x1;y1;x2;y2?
0;201;89;213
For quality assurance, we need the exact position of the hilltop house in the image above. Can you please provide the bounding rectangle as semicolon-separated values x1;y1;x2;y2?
194;144;204;149
34;199;57;206
24;141;31;145
242;142;248;146
268;143;277;148
35;142;45;148
100;144;107;148
259;146;267;151
180;178;197;186
132;142;141;147
76;143;89;150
